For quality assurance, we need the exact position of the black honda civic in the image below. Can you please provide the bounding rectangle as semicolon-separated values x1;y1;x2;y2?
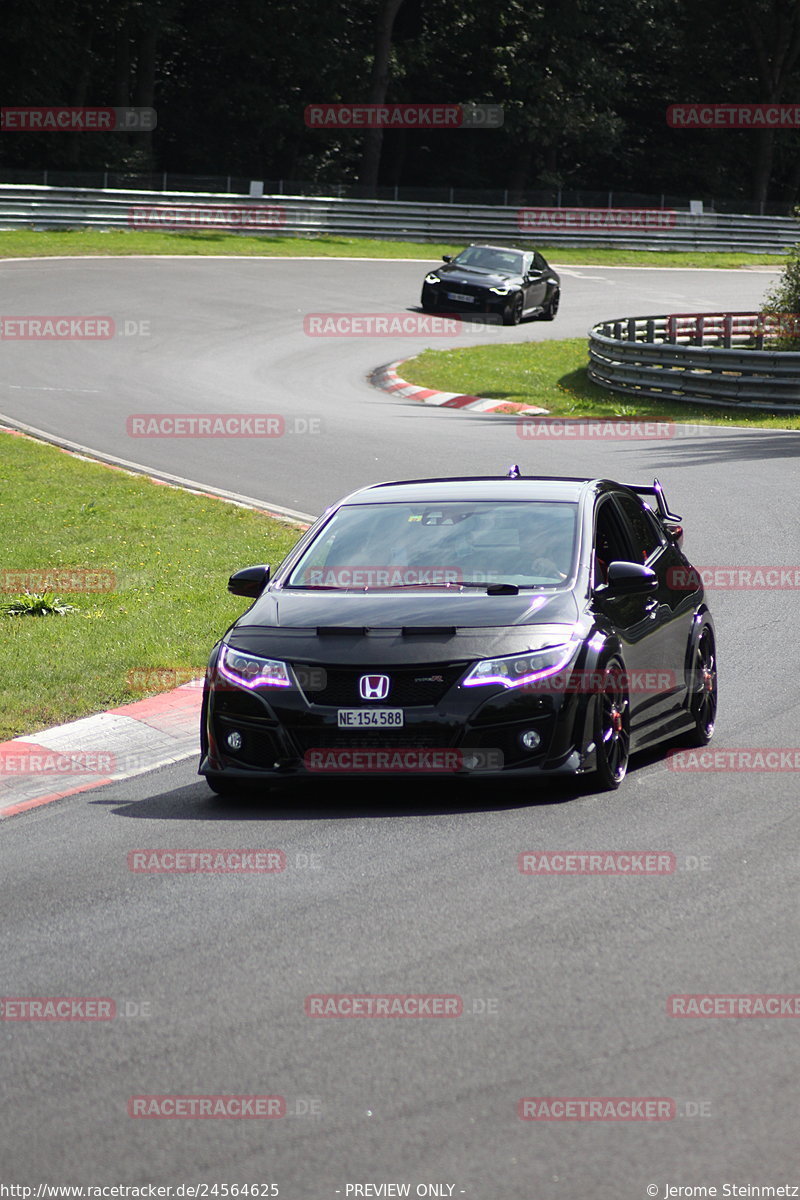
420;243;560;324
199;473;717;795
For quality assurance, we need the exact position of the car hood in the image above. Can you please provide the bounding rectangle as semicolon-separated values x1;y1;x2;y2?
435;265;523;288
225;588;582;664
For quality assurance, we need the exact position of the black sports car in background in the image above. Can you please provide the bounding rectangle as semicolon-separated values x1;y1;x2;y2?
420;244;561;325
199;473;717;796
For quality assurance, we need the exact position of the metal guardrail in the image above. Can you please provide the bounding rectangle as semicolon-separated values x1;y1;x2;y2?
588;313;800;412
0;184;799;251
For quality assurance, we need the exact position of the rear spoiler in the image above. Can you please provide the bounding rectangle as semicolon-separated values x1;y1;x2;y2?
628;478;682;525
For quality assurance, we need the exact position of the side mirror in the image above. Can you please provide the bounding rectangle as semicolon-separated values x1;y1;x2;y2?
602;561;658;596
442;255;452;263
228;564;270;598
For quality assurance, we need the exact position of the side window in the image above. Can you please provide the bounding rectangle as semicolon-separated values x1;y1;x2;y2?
594;498;633;586
614;494;664;562
533;252;547;272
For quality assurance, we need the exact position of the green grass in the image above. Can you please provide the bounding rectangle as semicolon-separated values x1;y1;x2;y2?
399;338;800;429
0;430;304;741
0;228;786;268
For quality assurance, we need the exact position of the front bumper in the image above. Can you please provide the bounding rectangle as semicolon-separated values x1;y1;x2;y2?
421;283;510;315
199;661;595;782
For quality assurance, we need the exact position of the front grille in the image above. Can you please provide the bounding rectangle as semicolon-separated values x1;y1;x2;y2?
296;663;466;707
444;283;486;298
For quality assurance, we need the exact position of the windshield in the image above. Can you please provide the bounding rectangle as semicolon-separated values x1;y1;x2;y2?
285;501;578;590
452;247;525;274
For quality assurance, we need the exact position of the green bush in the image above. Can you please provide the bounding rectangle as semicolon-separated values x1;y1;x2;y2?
761;234;800;350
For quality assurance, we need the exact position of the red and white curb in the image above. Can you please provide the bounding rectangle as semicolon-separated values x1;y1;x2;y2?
0;683;203;818
370;360;549;415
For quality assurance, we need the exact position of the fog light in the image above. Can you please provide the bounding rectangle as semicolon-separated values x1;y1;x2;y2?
226;731;243;751
520;729;541;751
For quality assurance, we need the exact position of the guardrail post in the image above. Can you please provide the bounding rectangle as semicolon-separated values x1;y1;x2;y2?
723;314;732;348
755;315;765;350
696;315;705;346
645;318;655;343
627;317;637;342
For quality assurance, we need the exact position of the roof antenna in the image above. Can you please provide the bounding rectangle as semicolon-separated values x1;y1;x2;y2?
507;464;521;478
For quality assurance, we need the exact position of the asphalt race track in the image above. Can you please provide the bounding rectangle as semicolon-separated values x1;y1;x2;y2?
2;256;799;1198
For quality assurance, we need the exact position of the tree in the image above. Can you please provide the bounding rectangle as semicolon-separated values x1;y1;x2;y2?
358;0;406;192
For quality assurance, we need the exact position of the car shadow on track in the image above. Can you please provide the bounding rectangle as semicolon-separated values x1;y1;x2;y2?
94;749;669;822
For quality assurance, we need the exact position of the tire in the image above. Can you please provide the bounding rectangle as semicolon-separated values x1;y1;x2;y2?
540;288;560;321
503;293;524;325
682;624;717;746
593;657;630;790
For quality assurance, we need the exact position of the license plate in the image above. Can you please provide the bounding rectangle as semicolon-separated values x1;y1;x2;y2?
447;292;474;303
337;709;404;728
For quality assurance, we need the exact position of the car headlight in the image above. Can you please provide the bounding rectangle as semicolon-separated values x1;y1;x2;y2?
424;273;441;285
462;632;579;689
489;285;512;296
218;644;293;689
